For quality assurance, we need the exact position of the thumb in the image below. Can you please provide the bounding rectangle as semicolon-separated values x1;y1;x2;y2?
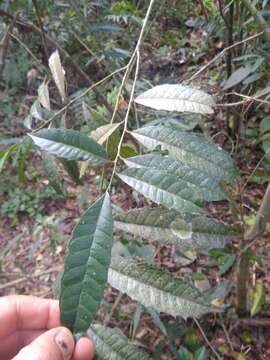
13;327;75;360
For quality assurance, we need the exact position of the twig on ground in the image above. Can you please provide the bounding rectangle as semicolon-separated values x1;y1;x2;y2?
0;266;61;291
194;318;221;359
104;292;123;326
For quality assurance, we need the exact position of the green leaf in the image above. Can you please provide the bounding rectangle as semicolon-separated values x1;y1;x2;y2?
108;257;222;319
114;208;236;250
60;193;113;335
59;158;82;184
124;154;226;201
42;152;66;196
88;324;150;360
195;347;207;360
120;145;138;158
0;144;18;173
0;231;25;257
18;141;32;183
29;129;107;165
135;84;215;114
251;283;265;317
260;116;270;135
218;254;236;276
118;168;203;214
222;66;254;90
131;125;237;183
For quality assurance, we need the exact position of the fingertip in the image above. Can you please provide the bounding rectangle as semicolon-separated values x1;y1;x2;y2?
55;326;75;357
73;336;95;360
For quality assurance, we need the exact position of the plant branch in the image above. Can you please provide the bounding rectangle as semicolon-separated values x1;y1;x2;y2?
8;32;49;75
107;51;140;190
106;0;156;190
188;31;263;81
194;318;221;359
32;0;49;62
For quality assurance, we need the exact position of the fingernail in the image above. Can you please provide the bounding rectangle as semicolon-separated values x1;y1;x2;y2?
55;329;73;359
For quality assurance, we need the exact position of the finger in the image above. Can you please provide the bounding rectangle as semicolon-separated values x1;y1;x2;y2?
12;327;74;360
72;337;95;360
0;296;60;337
0;330;44;359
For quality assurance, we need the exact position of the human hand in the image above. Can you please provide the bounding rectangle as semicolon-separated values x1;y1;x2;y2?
0;295;95;360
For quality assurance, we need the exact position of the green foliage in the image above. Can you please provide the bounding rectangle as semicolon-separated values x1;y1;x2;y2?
88;324;150;360
1;188;44;224
29;129;108;164
60;193;113;335
131;125;237;183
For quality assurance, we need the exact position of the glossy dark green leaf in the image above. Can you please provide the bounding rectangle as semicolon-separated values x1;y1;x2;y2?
29;128;107;165
59;158;82;185
60;193;113;335
124;154;226;201
131;125;237;183
88;324;150;360
118;167;203;214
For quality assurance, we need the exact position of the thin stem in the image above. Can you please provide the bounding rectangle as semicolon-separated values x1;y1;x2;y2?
106;0;156;190
109;0;156;126
32;0;49;62
188;31;263;82
107;51;140;190
194;318;221;359
8;32;49;75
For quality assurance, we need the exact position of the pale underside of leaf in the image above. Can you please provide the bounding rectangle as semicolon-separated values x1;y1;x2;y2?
131;125;237;183
29;128;107;165
48;50;66;102
114;208;236;250
88;324;150;360
124;154;225;201
135;84;215;114
118;168;203;214
60;193;113;334
38;80;51;111
108;257;221;319
90;123;121;145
